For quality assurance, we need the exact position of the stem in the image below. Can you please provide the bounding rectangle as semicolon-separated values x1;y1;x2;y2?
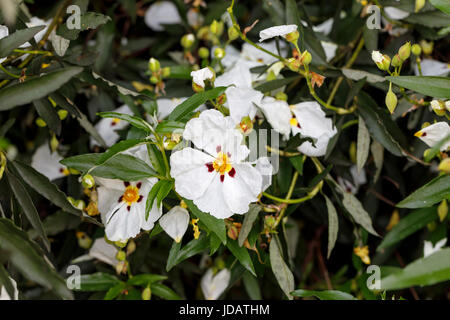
341;119;359;130
416;57;423;76
273;171;299;227
0;64;20;79
13;49;52;56
266;145;300;157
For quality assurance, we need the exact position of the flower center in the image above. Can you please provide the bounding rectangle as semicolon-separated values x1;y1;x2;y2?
111;118;121;126
213;152;233;175
118;182;143;211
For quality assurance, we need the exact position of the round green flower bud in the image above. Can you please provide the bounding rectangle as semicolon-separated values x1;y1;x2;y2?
161;67;171;78
181;34;195;49
74;199;86;210
385;87;398;114
150;75;159;84
285;30;299;44
411;44;421;56
275;92;288;101
213;47;226;59
398;42;411;61
114;240;128;248
116;250;126;261
81;174;95;189
228;26;239;41
420;40;433;55
300;50;312;65
198;47;210;59
142;287;151;300
58;109;68;120
430;100;446;116
148;58;160;73
210;20;221;35
391;54;402;67
285;57;300;71
35;117;47;127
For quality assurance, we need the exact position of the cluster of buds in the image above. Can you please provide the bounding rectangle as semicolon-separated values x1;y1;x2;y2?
430;99;450;117
148;57;171;93
285;49;312;72
391;42;411;67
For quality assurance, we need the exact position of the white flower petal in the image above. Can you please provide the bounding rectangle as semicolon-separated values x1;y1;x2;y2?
144;1;182;31
215;62;252;88
321;41;337;62
415;59;450;77
416;122;450;150
194;174;233;218
258;96;292;139
201;268;230;300
92;104;133;147
371;51;383;64
312;18;334;35
191;67;214;87
26;17;52;43
226;86;263;124
259;24;297;42
255;157;273;192
88;237;118;266
0;277;18;300
159;206;190;242
384;7;409;20
156;97;187;119
0;25;9;64
424;238;447;257
31;143;66;181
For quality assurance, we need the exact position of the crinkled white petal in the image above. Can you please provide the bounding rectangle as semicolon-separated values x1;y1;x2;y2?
254;157;273;192
241;42;280;66
92;104;133;147
371;51;383;63
0;25;9;64
416;122;450;150
191;67;214;87
384;7;409;20
159;206;190;243
144;1;182;31
26;17;52;43
88;237;118;266
215;62;252;88
415;59;450;77
0;277;18;300
201;268;230;300
258;96;292;139
31;143;66;181
226;86;263;124
259;24;297;42
424;238;447;257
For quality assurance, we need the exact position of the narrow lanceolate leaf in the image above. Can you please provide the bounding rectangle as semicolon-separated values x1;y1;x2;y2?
356;116;370;173
96;139;148;166
147;144;166;176
11;161;101;225
226;239;256;276
0;67;83;110
370;141;384;183
243;271;262;300
424;135;450;162
0;218;73;299
377;207;437;250
61;153;158;181
33;99;61;136
146;180;163;220
0;26;45;57
324;195;338;259
155;120;185;135
75;273;121;291
270;236;295;300
97;112;152;133
342;192;379;236
255;76;300;93
0;264;15;299
430;0;450;15
156;180;173;208
238;204;261;247
291;289;357;300
166;236;209;271
184;199;227;245
6;171;50;251
380;248;450;290
386;76;450;99
397;174;450;209
167;87;227;121
151;283;182;300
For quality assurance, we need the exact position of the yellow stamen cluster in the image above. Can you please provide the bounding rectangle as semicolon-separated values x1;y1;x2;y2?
191;218;200;239
122;186;140;205
213;152;232;175
354;246;371;265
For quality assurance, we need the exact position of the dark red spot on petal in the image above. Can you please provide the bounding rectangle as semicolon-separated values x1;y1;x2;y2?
297;122;301;128
136;182;142;189
124;181;130;187
137;195;143;203
111;122;117;126
228;167;236;178
220;175;225;182
227;152;231;158
422;132;427;137
206;163;214;172
216;145;221;153
118;195;123;203
127;205;131;211
59;168;64;173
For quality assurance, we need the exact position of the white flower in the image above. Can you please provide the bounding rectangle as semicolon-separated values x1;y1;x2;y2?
96;177;162;241
88;237;119;266
24;17;52;45
414;122;450;151
144;1;182;31
424;238;447;257
191;67;214;88
259;24;297;42
338;165;367;194
384;7;410;20
321;41;337;62
226;87;263;124
201;268;230;300
240;42;280;67
31;143;69;181
170;110;268;219
415;59;450;76
159;206;190;243
312;18;334;35
156;97;187;119
371;51;383;64
0;25;9;64
92;105;133;148
0;277;18;300
215;61;252;88
259;98;337;156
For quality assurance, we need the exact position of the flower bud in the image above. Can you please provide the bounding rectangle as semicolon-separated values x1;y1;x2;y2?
81;174;95;189
275;92;287;101
300;50;312;65
150;75;159;84
420;40;433;55
161;67;171;78
148;58;160;73
438;158;450;174
198;47;209;59
142;286;151;300
213;47;226;59
411;43;421;56
116;250;126;261
210;20;219;35
238;116;253;135
228;26;239;41
50;134;59;152
438;199;448;222
398;42;411;61
127;240;136;255
285;57;300;71
372;51;391;71
192;82;204;92
114;240;128;248
285;30;299;44
446;101;450;112
264;215;276;229
74;199;86;210
181;33;195;49
430;100;446;116
391;54;402;67
35;117;47;127
227;224;239;240
266;70;277;81
58;109;68;120
415;0;425;12
385;85;397;114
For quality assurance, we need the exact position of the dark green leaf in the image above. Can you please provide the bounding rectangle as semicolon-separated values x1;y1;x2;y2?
238;204;261;247
0;26;45;57
96;139;148;166
226;239;256;276
98;111;152;132
291;289;357;300
397;174;450;208
76;272;121;291
386;76;450;99
151;283;182;300
270;236;294;300
33;99;61;136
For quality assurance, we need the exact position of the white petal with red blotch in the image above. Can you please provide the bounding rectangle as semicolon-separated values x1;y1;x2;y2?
416;122;450;150
258;96;292;139
31;143;66;181
92;104;133;147
226;86;263;124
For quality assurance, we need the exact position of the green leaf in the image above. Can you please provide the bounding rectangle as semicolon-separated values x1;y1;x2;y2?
0;67;83;110
97;111;152;132
270;236;294;300
155;120;185;135
6;171;50;251
147;144;166;176
324;195;338;259
104;282;126;300
61;153;158;181
405;10;450;28
243;271;262;300
356;116;370;173
255;76;299;93
357;92;406;157
184;199;227;244
381;248;450;290
151;283;182;300
156;180;173;208
430;0;450;15
377;207;437;250
0;264;15;300
33;99;61;136
289;155;305;175
342;68;385;83
238;204;261;247
96;139;148;166
0;218;73;299
342;192;379;236
76;272;121;291
166;236;209;272
0;118;15;137
145;180;166;220
397;174;450;208
0;26;45;58
291;289;357;300
127;274;167;286
386;76;450;99
226;239;256;276
167;87;227;121
370;140;384;183
57;12;111;40
424;134;450;162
